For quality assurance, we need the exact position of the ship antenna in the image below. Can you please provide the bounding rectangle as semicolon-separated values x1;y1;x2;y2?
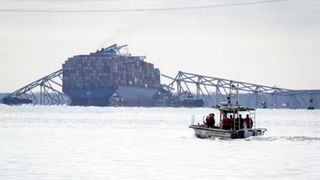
228;81;236;105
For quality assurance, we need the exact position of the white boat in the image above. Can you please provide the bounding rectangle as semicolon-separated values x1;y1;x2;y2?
189;103;267;139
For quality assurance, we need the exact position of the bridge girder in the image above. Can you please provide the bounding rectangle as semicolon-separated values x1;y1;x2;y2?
3;69;319;109
3;69;69;105
163;71;320;109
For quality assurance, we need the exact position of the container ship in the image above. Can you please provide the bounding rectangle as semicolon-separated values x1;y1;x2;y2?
62;44;161;106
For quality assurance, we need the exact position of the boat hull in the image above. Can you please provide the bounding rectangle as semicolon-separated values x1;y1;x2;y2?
189;125;267;139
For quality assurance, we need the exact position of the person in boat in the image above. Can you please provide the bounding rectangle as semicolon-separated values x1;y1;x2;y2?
234;115;240;130
222;114;230;129
221;114;228;129
222;114;233;130
239;114;244;129
244;114;253;129
204;113;215;128
229;115;234;130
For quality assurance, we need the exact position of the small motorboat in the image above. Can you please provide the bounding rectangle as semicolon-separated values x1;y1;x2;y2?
189;103;267;139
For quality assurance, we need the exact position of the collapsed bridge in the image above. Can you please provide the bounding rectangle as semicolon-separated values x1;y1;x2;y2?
2;69;320;109
162;71;320;109
2;44;320;109
2;69;69;105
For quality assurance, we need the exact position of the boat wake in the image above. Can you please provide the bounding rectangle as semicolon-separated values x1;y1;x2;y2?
246;136;320;142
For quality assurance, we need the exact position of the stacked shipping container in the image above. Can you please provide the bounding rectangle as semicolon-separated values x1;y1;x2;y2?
63;52;160;91
62;44;161;106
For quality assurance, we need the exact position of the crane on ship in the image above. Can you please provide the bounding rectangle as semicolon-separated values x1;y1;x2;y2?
99;44;129;56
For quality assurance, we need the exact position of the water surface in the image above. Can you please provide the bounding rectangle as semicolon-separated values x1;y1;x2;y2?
1;105;320;179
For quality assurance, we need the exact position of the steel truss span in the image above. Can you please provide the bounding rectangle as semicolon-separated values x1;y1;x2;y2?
3;70;320;109
3;69;69;105
163;71;320;109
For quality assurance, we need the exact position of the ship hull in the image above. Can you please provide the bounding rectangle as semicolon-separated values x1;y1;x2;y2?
64;88;115;106
116;85;159;106
64;86;159;106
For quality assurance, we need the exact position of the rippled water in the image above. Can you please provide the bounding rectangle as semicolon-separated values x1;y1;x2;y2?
0;105;320;179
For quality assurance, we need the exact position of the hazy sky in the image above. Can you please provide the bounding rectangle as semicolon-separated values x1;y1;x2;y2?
0;0;319;92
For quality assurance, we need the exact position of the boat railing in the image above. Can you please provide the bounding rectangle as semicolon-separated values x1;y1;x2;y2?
256;128;267;135
190;115;209;125
232;128;267;136
249;110;256;128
